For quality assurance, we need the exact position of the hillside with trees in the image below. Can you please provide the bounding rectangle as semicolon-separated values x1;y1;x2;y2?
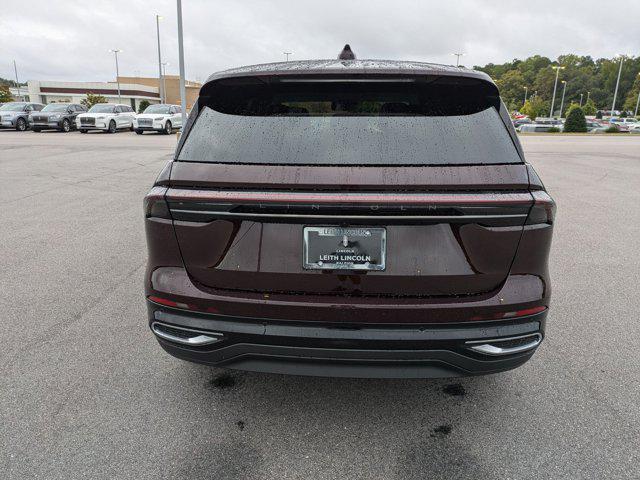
474;55;640;116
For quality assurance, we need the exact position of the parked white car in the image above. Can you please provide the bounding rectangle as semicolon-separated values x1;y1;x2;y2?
76;103;136;133
133;104;183;134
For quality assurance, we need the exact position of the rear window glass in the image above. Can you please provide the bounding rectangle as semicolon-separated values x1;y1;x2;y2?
178;76;520;166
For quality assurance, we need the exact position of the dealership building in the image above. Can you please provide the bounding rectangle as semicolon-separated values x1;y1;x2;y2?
26;75;201;111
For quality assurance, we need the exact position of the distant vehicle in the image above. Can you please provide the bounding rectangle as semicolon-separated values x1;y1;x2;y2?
513;118;533;128
534;118;564;126
133;104;183;134
76;103;136;133
590;122;625;134
29;103;87;132
518;124;561;133
610;117;639;127
629;124;640;134
0;102;45;131
585;120;604;132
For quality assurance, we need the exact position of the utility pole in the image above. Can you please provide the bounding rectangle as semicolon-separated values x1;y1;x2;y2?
523;86;528;105
156;15;164;103
559;81;567;118
452;53;465;67
586;91;590;104
611;55;625;116
549;65;565;118
161;62;169;104
176;0;187;127
13;60;21;100
283;52;292;61
579;93;583;107
109;49;122;102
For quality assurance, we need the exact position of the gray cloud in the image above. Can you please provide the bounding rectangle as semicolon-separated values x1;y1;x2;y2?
1;0;638;83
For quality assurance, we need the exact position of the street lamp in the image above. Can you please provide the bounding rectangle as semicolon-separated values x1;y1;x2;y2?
579;93;583;107
109;49;123;102
176;0;187;127
523;86;528;105
586;91;590;104
13;60;22;100
156;15;164;103
549;65;565;118
611;54;626;116
283;52;292;61
161;62;169;103
452;53;465;67
559;80;567;118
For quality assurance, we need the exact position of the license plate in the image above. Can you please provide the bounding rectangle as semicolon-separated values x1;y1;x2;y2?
303;226;386;271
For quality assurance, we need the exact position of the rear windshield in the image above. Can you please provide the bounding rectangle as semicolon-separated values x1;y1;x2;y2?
178;76;520;166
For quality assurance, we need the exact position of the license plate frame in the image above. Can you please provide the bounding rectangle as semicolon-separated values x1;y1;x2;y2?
303;226;386;271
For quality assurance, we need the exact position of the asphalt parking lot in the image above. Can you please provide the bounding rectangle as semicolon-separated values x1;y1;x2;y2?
1;130;639;479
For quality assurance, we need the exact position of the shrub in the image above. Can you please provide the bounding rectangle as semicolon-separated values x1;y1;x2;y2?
138;100;150;114
563;106;587;133
547;127;560;133
81;93;107;109
605;125;620;133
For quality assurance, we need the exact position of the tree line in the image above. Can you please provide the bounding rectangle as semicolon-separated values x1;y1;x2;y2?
475;54;640;118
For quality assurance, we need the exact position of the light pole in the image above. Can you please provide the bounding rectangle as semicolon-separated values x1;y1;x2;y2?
559;80;567;118
611;54;626;116
586;91;590;104
161;62;169;103
523;86;528;105
176;0;187;127
109;49;123;102
579;93;583;107
283;52;292;61
156;15;164;103
549;65;565;118
452;53;465;67
13;60;22;100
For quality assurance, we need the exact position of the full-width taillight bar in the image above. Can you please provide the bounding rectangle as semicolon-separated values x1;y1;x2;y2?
165;189;534;205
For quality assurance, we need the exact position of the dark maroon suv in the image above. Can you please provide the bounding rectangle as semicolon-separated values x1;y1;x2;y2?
144;53;555;378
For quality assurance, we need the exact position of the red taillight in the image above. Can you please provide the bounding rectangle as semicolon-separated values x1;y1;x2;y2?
147;295;218;313
526;191;556;225
470;306;546;321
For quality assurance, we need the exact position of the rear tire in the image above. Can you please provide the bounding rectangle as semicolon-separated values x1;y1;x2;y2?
135;130;144;135
164;121;172;135
16;118;27;131
107;120;116;134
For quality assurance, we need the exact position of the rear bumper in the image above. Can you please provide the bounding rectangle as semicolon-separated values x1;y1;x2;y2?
148;303;546;378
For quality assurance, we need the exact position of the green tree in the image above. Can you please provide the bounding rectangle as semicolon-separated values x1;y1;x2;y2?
521;96;548;120
563;105;587;132
138;100;150;114
0;85;12;102
496;70;526;108
622;75;640;114
81;93;107;109
582;98;597;116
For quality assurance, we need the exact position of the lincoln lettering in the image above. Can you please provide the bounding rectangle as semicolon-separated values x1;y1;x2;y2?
319;254;371;262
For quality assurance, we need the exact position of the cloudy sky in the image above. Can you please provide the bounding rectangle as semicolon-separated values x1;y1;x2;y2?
1;0;638;83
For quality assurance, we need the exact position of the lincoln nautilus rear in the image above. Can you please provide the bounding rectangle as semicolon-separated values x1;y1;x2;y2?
144;48;555;378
